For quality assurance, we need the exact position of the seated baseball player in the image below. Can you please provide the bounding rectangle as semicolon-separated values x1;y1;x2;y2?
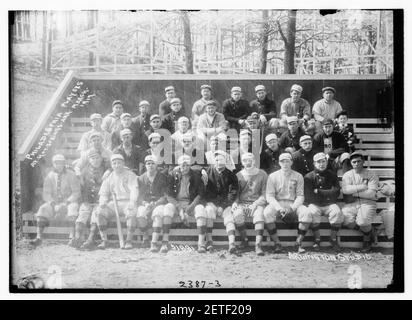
279;84;311;122
205;135;236;172
102;100;124;135
68;151;106;249
77;113;111;153
111;113;139;150
205;152;239;254
159;85;177;117
30;154;80;247
249;85;278;128
222;86;251;132
230;129;258;173
171;116;194;149
142;114;163;149
93;154;138;250
263;152;310;252
134;155;169;250
291;135;316;177
302;152;343;253
192;84;222;126
161;98;187;135
173;132;206;172
313;118;351;173
196;100;227;145
260;133;280;174
341;151;379;253
334;110;357;153
278;116;305;154
164;155;206;253
233;153;268;256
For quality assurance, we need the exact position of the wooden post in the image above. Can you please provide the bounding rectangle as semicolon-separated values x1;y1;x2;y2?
42;11;47;72
46;11;53;74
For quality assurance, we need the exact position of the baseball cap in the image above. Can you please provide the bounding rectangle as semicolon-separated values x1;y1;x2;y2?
139;100;150;107
52;154;66;162
90;113;102;120
120;128;133;137
177;116;190;123
299;135;312;143
150;114;161;121
170;98;181;105
148;132;161;142
290;84;303;93
205;100;217;107
322;87;336;94
181;132;194;142
213;150;227;159
144;155;157;163
349;151;364;160
286;116;298;124
165;86;175;93
322;118;334;126
313;152;327;162
120;113;132;120
112;100;124;107
255;85;265;92
200;84;212;91
111;154;124;162
279;153;292;161
231;86;242;93
265;133;278;143
241;152;254;161
177;155;191;165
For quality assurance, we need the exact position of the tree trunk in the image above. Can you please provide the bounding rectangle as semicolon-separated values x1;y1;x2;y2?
260;10;269;74
88;11;95;71
283;10;297;74
41;11;47;72
46;11;53;73
180;11;194;74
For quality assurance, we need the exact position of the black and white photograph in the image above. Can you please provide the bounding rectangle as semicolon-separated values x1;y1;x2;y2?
9;7;402;292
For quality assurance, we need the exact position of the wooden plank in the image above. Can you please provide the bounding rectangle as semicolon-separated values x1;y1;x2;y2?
355;128;394;133
355;143;395;150
351;118;389;124
358;133;395;142
364;150;395;158
70;118;90;125
366;160;395;167
17;71;75;160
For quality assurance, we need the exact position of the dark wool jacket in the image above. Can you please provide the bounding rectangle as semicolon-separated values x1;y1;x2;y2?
222;98;251;131
304;169;340;206
334;123;357;153
260;147;281;174
140;148;170;175
278;127;305;152
205;167;239;208
167;168;205;205
312;131;348;159
292;148;316;177
161;109;187;134
250;97;277;120
137;171;168;205
112;144;145;175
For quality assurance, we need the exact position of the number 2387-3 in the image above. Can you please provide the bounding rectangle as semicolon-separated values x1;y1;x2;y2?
178;280;221;288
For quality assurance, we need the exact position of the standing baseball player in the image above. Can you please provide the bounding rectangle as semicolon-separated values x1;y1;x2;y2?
302;152;343;253
205;152;239;254
263;153;310;252
93;154;138;249
341;151;379;252
164;155;206;253
30;154;80;247
233;153;268;256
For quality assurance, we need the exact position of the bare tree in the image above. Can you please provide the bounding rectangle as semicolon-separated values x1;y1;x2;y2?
278;10;297;74
41;11;47;72
180;11;194;74
259;10;269;74
46;11;53;73
88;11;96;71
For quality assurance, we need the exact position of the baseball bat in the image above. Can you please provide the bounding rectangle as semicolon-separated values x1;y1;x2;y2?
111;192;125;248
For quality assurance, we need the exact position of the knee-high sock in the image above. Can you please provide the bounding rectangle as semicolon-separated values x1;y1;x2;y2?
330;225;340;241
265;223;278;243
87;224;98;241
228;230;236;245
75;222;85;239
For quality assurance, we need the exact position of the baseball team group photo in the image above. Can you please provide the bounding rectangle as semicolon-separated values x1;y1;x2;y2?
10;9;400;290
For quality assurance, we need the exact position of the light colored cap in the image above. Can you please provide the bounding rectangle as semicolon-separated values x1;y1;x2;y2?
165;86;175;92
255;85;266;92
241;152;254;161
213;150;227;159
170;98;181;105
177;154;191;165
178;116;190;123
286;116;299;124
144;155;157;163
290;84;303;93
181;132;194;142
139;100;150;107
148;132;161;142
205;100;217;107
120;128;133;137
90;113;102;120
200;84;212;91
52;154;66;162
231;86;242;93
313;152;327;162
89;132;102;141
349;150;365;160
265;133;278;143
279;153;292;161
120;113;132;120
150;114;161;121
111;154;124;162
299;135;312;143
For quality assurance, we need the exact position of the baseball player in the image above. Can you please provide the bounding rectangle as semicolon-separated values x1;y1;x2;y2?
341;151;379;252
278;116;305;154
77;113;112;153
263;153;310;252
68;151;106;249
205;135;236;172
377;180;395;241
171;116;194;149
291;135;316;176
102;100;124;135
233;153;268;256
312;87;343;132
132;100;152;135
302;152;343;253
30;154;80;247
230;129;259;173
142;132;170;175
196;101;227;144
164;155;206;253
205;152;239;254
111;113;139;149
260;133;280;174
134;155;169;249
334;110;357;153
249;85;278;128
161;98;187;135
159;85;177;117
222;86;251;132
93;154;138;250
279;84;311;121
192;84;221;124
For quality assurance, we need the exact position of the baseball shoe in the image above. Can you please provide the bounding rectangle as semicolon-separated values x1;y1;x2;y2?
295;242;305;253
29;238;42;247
228;243;237;254
273;242;283;253
68;237;82;249
312;240;321;251
150;242;159;253
141;238;151;248
97;240;107;250
160;242;169;253
197;245;207;253
330;238;341;252
123;241;133;250
206;241;214;252
255;244;264;256
239;239;249;250
361;240;372;253
80;239;96;251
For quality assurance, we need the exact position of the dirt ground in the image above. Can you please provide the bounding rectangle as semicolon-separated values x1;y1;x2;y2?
12;239;393;290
